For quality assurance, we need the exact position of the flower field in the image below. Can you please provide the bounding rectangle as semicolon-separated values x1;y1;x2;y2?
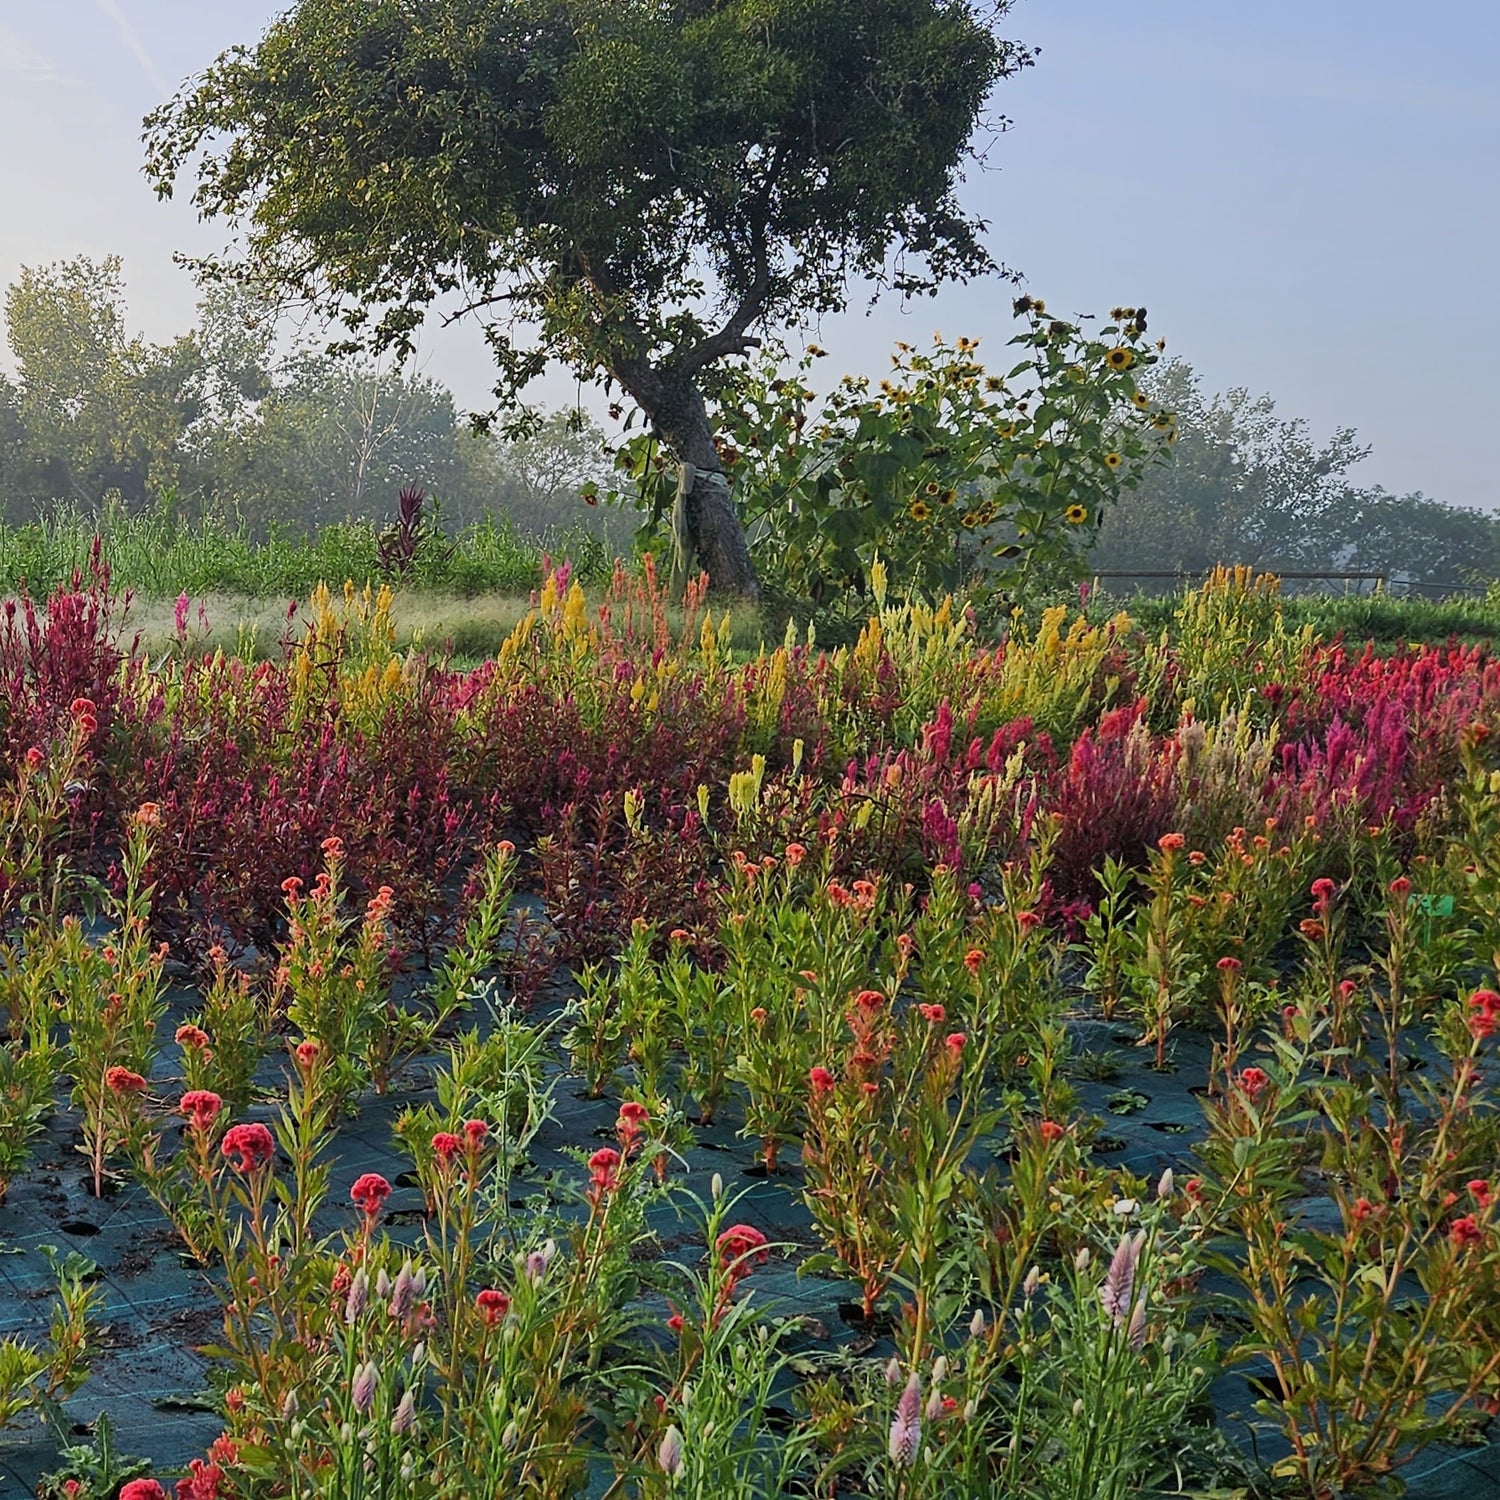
2;558;1500;1498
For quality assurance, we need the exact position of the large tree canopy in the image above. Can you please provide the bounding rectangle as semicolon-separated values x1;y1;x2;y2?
145;0;1032;595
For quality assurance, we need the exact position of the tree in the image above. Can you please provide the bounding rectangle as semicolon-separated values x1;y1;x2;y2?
144;0;1034;596
1093;360;1371;580
454;410;618;538
3;255;205;510
1091;359;1500;592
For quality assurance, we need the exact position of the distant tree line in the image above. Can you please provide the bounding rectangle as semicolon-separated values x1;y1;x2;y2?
1092;360;1499;593
0;255;622;542
2;257;1492;594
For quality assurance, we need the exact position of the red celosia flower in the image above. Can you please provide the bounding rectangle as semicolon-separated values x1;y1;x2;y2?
1389;876;1413;898
464;1118;490;1147
918;1003;945;1024
1158;833;1185;852
1352;1198;1374;1222
281;876;303;896
1310;877;1336;914
1237;1067;1270;1101
350;1173;392;1217
854;989;885;1011
321;835;345;860
432;1132;463;1163
785;843;807;867
1468;1179;1494;1209
809;1066;836;1094
1469;990;1500;1040
476;1288;511;1324
716;1224;770;1284
175;1024;210;1050
1298;919;1326;942
1039;1120;1066;1145
23;746;43;770
1184;1177;1205;1203
1216;956;1242;973
295;1039;320;1070
105;1066;148;1095
180;1091;222;1132
666;1312;684;1333
1016;911;1042;932
120;1483;168;1500
944;1032;966;1055
669;928;692;943
175;1457;224;1500
750;1006;768;1023
617;1101;650;1152
963;948;985;974
70;697;95;717
588;1147;621;1195
207;1433;240;1466
1451;1215;1484;1249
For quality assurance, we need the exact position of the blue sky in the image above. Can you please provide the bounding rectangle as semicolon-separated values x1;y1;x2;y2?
1;1;1496;508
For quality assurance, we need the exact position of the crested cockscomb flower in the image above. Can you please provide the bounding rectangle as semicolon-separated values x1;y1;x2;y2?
180;1090;222;1132
350;1173;392;1218
221;1122;275;1173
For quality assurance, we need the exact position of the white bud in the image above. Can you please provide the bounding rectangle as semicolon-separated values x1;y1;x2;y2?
1074;1247;1091;1271
711;1172;723;1201
1072;1398;1084;1417
969;1308;986;1338
1112;1198;1139;1217
885;1356;903;1385
1157;1168;1175;1200
658;1424;684;1479
931;1356;948;1385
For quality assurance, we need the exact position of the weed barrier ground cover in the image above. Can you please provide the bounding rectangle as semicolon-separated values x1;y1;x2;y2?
2;986;1497;1496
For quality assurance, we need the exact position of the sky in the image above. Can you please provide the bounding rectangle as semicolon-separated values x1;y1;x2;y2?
0;0;1497;508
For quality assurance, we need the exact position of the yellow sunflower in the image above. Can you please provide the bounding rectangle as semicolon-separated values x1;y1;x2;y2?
1132;391;1151;410
1104;452;1124;471
1151;413;1174;431
1105;347;1135;371
985;375;1004;393
1065;504;1089;524
939;488;957;506
925;480;941;495
910;499;932;521
995;422;1017;441
961;511;979;529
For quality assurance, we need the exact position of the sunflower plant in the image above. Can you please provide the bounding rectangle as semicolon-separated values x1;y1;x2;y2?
610;302;1174;616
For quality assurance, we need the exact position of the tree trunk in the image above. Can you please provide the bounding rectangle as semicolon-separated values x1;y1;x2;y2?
620;363;759;601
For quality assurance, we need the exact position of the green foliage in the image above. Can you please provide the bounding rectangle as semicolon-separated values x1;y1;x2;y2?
145;0;1029;393
615;308;1172;613
0;496;607;600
